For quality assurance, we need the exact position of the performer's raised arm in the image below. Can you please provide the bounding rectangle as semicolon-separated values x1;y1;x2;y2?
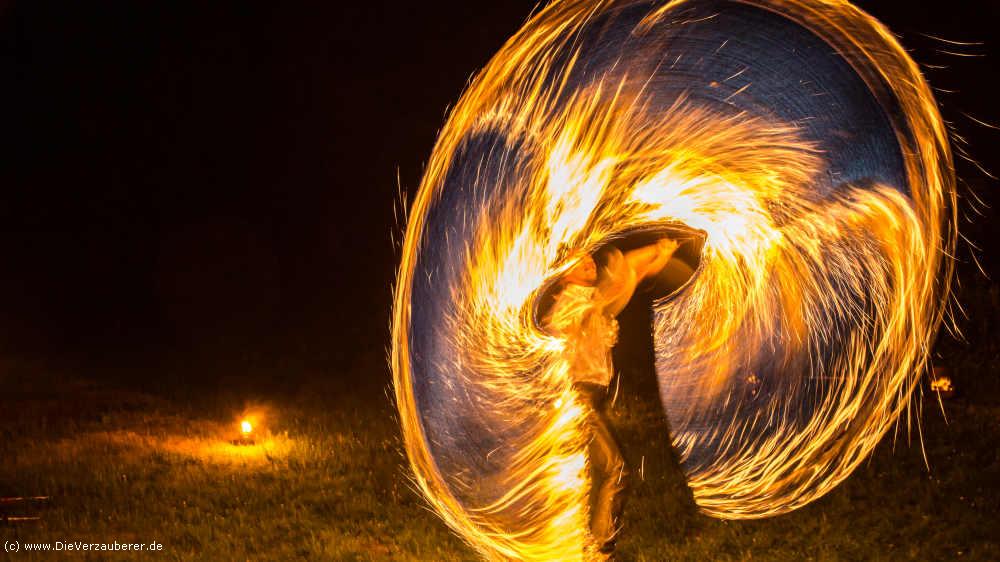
597;238;679;316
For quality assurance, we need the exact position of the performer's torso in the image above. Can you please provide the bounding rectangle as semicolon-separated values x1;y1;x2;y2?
545;284;618;387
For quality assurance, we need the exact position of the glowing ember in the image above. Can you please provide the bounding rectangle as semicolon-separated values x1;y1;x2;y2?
392;0;955;559
240;420;253;436
930;377;953;393
930;373;955;396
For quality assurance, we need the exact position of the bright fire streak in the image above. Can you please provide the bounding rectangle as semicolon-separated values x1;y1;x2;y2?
392;0;955;559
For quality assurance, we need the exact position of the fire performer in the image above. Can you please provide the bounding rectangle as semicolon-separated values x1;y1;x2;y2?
544;237;679;553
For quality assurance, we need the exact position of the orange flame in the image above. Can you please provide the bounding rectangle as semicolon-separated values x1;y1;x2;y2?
392;0;955;559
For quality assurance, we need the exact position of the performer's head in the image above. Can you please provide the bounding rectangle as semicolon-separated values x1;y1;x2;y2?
562;253;598;287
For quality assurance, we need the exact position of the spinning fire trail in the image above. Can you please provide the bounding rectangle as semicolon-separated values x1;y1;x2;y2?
391;0;955;559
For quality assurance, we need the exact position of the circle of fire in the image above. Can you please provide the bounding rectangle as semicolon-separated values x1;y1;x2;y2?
392;0;955;559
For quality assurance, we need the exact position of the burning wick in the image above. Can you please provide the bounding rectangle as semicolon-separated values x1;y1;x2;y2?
234;419;255;445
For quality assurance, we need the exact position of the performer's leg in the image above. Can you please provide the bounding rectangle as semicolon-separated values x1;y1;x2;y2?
579;385;629;549
596;405;629;546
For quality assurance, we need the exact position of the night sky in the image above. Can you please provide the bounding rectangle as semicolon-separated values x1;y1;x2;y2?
2;1;999;390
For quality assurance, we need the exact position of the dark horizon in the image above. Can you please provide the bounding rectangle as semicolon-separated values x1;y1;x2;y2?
2;1;999;389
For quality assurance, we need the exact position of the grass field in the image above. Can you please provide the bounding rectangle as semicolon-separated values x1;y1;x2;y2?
1;343;997;562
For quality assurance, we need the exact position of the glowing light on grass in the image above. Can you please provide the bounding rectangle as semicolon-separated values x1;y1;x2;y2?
392;0;954;559
167;433;292;464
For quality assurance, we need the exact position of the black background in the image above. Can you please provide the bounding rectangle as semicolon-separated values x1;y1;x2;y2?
2;1;999;391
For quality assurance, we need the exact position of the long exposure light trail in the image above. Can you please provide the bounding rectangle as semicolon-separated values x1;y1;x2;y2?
392;0;955;559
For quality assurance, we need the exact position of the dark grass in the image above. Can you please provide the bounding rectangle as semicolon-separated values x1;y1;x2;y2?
1;358;997;561
1;278;999;560
0;366;473;561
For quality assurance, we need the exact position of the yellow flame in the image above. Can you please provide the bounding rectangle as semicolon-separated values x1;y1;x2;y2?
392;0;955;559
240;420;253;435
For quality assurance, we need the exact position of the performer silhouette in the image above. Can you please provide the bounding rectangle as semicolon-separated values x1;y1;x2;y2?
544;237;679;553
